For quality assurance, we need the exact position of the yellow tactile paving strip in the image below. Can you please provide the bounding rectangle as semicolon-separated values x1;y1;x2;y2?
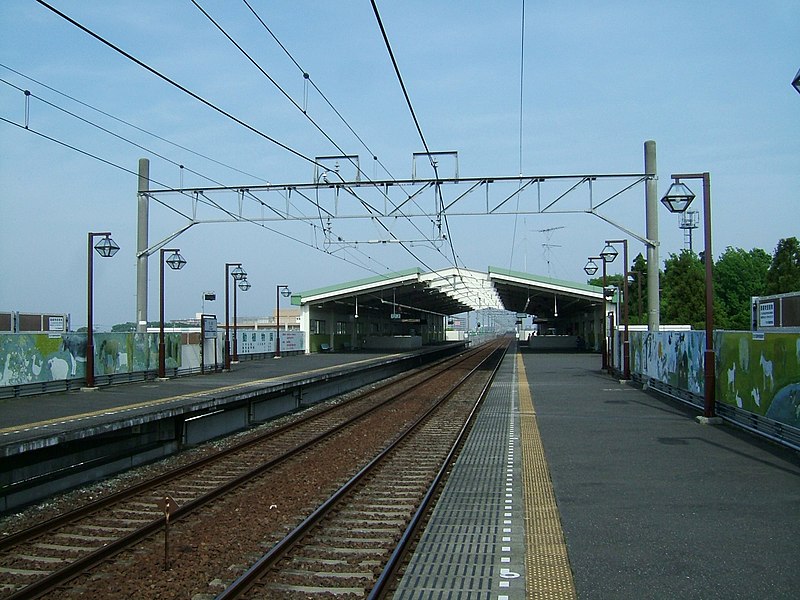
518;353;577;599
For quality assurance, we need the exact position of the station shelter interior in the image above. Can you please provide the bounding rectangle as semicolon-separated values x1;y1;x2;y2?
291;267;615;353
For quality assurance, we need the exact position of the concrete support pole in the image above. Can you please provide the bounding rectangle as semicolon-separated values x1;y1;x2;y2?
644;141;660;331
136;158;150;333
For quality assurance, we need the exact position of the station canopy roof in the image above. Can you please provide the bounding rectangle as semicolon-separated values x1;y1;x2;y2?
295;267;605;318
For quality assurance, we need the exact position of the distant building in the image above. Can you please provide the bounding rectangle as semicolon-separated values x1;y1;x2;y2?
752;292;800;332
190;308;302;332
0;311;70;333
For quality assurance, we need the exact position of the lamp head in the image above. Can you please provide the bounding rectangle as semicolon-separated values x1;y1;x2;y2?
661;181;695;213
600;243;618;263
231;265;247;281
166;251;186;270
94;235;120;258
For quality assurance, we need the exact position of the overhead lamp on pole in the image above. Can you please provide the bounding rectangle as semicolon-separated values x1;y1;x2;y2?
224;263;247;370
159;248;186;379
233;277;251;362
86;232;120;389
792;67;800;95
586;256;608;370
661;172;717;420
601;239;630;380
275;285;291;358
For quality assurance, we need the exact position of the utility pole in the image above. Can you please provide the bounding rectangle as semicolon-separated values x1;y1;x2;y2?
136;158;149;333
644;140;660;331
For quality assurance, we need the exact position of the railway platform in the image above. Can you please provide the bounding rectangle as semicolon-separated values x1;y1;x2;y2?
394;346;800;599
0;349;441;448
0;344;464;511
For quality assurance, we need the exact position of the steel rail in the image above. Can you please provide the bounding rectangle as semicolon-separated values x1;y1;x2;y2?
0;345;477;551
368;343;508;598
2;346;488;600
216;340;508;599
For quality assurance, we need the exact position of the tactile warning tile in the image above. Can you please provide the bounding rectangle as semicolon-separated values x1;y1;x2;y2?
517;353;577;599
393;353;525;598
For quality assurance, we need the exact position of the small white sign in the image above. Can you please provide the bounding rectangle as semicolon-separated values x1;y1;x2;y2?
759;302;775;327
203;318;218;339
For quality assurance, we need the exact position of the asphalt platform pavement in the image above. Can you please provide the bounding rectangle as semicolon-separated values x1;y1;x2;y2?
520;351;800;599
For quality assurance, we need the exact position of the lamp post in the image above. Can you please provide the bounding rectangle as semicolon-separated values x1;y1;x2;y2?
158;248;187;379
233;277;251;361
224;263;247;370
275;285;291;358
585;256;610;370
86;232;120;389
661;172;716;419
600;239;630;380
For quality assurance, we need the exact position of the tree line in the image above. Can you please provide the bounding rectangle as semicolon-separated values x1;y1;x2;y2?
588;237;800;331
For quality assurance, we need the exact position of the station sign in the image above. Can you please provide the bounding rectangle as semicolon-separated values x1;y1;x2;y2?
759;302;775;327
203;317;218;339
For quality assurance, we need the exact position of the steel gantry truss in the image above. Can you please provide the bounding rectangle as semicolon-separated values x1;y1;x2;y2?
135;142;663;334
141;170;657;254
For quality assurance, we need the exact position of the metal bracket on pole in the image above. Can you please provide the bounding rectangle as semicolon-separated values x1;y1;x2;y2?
137;223;197;259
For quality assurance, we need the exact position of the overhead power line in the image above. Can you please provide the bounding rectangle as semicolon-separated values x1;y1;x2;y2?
0;111;392;275
195;0;449;265
240;0;397;184
30;1;471;289
35;0;323;169
509;0;527;270
0;62;268;183
369;1;462;282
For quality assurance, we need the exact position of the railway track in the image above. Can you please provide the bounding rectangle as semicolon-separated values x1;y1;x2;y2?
0;341;506;599
217;340;508;599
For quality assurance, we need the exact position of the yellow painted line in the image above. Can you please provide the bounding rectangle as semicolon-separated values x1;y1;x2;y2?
0;356;385;437
518;353;577;599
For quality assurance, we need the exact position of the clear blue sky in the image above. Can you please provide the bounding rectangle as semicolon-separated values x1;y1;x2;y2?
1;1;798;328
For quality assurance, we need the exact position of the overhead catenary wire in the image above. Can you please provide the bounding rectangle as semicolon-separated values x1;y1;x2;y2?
196;0;446;262
34;0;325;170
509;0;527;271
369;1;465;288
240;0;397;183
0;71;407;278
29;0;398;271
0;63;311;220
0;76;229;189
0;62;268;184
30;1;484;304
0;113;393;275
242;0;458;269
189;0;449;277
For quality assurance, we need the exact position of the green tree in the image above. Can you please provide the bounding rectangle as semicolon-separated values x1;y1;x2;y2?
628;253;649;325
588;253;653;325
714;247;770;330
765;237;800;294
661;250;706;329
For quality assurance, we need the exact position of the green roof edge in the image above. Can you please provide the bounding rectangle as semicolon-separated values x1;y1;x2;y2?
295;267;423;299
488;266;603;294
